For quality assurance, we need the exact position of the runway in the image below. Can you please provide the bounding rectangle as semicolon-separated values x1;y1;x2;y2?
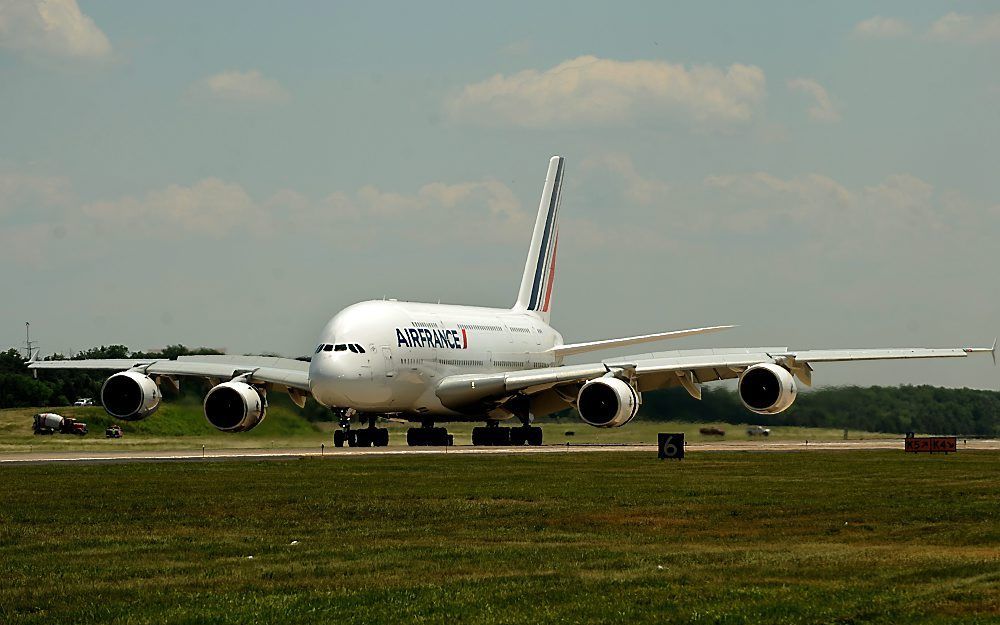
1;438;997;465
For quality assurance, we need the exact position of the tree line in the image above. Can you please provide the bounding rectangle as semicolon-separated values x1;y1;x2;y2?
1;346;997;435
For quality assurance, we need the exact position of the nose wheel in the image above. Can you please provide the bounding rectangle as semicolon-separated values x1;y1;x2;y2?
333;412;390;447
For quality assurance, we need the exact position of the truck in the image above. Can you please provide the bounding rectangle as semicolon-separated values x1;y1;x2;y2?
746;425;771;437
73;398;95;406
32;413;88;436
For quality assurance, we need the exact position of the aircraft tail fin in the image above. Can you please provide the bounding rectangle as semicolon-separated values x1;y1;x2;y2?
514;155;564;323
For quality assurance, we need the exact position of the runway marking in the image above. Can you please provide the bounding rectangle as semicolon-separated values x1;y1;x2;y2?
0;439;997;465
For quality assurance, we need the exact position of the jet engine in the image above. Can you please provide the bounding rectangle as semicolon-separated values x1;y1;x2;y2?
101;371;162;420
577;376;640;428
203;381;266;433
738;363;797;415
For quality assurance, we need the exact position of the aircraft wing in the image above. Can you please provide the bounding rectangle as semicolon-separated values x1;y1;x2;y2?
436;342;996;412
28;355;311;392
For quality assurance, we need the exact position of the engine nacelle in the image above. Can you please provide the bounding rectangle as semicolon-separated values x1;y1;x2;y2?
204;381;266;433
738;363;797;415
101;371;161;420
577;376;640;428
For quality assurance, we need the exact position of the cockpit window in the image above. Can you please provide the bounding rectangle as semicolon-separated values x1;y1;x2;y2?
348;344;359;353
334;344;348;352
355;344;366;353
315;344;324;354
323;344;333;352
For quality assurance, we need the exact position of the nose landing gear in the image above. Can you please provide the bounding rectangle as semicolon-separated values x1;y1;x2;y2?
332;411;390;447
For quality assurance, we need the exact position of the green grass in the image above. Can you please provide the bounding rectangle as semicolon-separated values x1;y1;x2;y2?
0;451;997;624
0;400;897;453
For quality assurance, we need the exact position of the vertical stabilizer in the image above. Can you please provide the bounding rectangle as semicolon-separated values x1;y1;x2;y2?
514;156;564;323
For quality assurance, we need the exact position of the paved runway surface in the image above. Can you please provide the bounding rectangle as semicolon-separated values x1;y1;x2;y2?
1;439;997;465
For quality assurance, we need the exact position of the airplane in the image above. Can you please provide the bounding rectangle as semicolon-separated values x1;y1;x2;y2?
30;156;997;447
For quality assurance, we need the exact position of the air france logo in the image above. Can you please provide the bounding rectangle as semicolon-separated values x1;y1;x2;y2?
396;327;468;349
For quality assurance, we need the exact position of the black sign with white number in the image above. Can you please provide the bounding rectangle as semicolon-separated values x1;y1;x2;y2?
658;432;684;460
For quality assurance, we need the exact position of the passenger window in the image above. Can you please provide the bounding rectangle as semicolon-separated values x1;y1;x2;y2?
334;344;347;352
323;345;334;352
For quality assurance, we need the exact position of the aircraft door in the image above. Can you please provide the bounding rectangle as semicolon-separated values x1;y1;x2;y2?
381;346;396;378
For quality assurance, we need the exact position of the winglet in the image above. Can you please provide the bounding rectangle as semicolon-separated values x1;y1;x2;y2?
963;339;997;366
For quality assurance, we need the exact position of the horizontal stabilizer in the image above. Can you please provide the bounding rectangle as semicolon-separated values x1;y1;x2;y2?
549;325;734;358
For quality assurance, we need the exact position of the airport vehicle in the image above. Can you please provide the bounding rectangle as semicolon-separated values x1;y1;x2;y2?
105;424;123;439
32;413;88;436
73;398;95;406
746;425;770;437
699;427;726;436
28;157;997;447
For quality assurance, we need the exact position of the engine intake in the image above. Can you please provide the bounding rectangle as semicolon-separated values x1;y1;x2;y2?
738;363;797;415
204;381;266;433
101;371;161;420
577;376;640;428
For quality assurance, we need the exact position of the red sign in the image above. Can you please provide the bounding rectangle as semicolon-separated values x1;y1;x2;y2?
905;436;957;453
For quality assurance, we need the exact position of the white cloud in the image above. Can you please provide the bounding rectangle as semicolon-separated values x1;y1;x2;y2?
445;55;766;127
0;0;111;59
582;153;669;206
928;12;1000;44
699;171;987;249
853;16;911;39
191;70;290;104
0;171;70;216
0;174;526;256
853;12;1000;44
787;78;840;123
81;178;258;237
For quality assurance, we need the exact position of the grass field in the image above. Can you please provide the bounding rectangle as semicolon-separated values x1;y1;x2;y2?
0;400;897;453
0;451;997;624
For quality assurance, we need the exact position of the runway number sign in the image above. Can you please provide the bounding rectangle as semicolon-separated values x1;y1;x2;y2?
658;433;684;460
904;436;957;454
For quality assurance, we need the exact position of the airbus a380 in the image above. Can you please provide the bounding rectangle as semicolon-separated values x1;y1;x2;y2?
31;157;996;447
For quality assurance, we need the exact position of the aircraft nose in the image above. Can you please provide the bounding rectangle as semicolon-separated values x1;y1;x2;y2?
309;354;348;405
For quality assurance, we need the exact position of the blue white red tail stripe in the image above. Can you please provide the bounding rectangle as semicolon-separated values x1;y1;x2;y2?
515;156;564;323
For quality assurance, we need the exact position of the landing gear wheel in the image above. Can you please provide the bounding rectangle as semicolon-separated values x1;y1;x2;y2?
406;426;450;446
472;425;511;446
347;430;360;447
527;426;543;446
375;427;390;447
471;426;487;446
510;428;527;446
334;429;346;447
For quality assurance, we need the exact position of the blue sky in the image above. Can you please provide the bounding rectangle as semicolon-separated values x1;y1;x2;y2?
1;1;998;389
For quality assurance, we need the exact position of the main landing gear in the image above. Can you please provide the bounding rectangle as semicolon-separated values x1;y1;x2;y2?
406;422;453;447
471;421;543;446
333;412;390;448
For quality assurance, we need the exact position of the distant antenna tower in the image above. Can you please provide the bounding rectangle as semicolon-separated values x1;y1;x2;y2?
24;322;35;359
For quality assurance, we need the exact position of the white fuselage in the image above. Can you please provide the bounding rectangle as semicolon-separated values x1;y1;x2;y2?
308;300;563;418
